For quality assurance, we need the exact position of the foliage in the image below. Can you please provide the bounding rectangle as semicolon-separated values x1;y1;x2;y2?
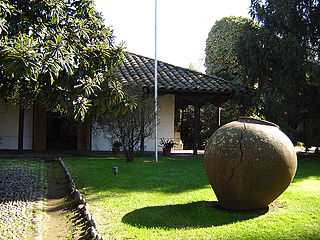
96;86;155;162
177;104;240;150
111;141;122;152
159;138;176;149
200;103;240;147
63;156;320;240
205;16;255;84
237;0;320;147
204;16;258;133
176;106;193;148
0;0;124;120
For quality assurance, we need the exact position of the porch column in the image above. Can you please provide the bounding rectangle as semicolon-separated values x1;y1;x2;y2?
76;119;83;151
18;106;24;154
180;109;184;147
77;118;92;152
140;109;145;153
216;105;221;130
193;102;200;155
33;104;47;151
85;121;92;151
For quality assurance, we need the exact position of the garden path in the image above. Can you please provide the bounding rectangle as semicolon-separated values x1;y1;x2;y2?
42;159;84;239
0;158;86;239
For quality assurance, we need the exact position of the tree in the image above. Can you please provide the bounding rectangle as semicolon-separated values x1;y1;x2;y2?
205;16;256;84
0;0;124;119
237;0;320;149
0;0;125;151
96;86;156;162
204;16;257;141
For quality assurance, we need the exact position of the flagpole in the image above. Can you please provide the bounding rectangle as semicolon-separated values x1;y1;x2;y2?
154;0;158;162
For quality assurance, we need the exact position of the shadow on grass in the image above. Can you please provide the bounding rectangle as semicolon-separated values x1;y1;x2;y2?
63;156;320;196
122;201;268;229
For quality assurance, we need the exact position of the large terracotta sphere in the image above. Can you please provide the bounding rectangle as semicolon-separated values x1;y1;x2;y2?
204;117;297;210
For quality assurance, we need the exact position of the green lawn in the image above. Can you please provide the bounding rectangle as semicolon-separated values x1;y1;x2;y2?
63;156;320;240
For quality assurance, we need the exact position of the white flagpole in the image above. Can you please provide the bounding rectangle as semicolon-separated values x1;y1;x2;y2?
154;0;158;162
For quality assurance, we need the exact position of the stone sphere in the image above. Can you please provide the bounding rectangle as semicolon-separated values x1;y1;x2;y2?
204;117;297;210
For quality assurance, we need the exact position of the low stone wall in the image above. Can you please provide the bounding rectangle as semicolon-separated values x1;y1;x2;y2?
57;157;103;240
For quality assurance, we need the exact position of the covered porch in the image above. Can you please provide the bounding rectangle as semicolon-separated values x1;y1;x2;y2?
116;52;249;155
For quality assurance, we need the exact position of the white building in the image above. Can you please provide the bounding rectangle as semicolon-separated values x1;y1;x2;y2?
0;52;244;153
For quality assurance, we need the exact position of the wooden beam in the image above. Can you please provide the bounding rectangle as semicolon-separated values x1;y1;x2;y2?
76;119;83;151
180;109;184;148
85;120;92;151
18;106;24;154
216;105;221;130
33;104;47;151
175;93;230;108
193;102;200;155
140;109;145;153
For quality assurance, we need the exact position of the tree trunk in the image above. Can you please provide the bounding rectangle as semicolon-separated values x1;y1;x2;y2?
124;133;135;162
124;149;134;162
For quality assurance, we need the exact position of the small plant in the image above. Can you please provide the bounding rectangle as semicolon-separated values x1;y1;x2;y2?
159;138;176;149
112;141;122;153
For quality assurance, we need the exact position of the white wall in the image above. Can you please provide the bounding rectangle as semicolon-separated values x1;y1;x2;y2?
0;101;33;150
91;94;175;151
145;94;175;151
91;121;113;151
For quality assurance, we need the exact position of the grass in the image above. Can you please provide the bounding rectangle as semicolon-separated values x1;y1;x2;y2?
63;155;320;240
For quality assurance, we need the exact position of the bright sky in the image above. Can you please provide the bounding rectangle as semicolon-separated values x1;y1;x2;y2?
94;0;251;73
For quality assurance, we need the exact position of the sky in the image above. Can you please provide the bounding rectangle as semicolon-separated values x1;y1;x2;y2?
95;0;252;73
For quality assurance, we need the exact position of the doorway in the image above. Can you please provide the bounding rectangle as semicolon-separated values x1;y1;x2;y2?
46;113;77;151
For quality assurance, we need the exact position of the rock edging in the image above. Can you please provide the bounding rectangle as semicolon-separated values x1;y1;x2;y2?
57;157;103;240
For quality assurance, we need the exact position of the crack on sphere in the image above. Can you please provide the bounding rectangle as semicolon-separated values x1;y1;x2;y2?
228;123;246;188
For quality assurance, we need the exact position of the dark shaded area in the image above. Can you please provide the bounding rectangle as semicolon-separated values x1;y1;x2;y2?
122;201;268;229
46;113;77;151
45;158;70;199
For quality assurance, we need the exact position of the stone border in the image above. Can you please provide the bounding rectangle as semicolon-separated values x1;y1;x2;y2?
57;157;103;240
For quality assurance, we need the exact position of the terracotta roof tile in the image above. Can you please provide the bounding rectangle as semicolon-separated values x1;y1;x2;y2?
115;52;248;95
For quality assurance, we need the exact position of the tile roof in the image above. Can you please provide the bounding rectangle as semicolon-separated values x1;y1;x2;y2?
115;52;248;96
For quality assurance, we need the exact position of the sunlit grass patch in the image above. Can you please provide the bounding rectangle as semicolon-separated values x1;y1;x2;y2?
63;156;320;240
